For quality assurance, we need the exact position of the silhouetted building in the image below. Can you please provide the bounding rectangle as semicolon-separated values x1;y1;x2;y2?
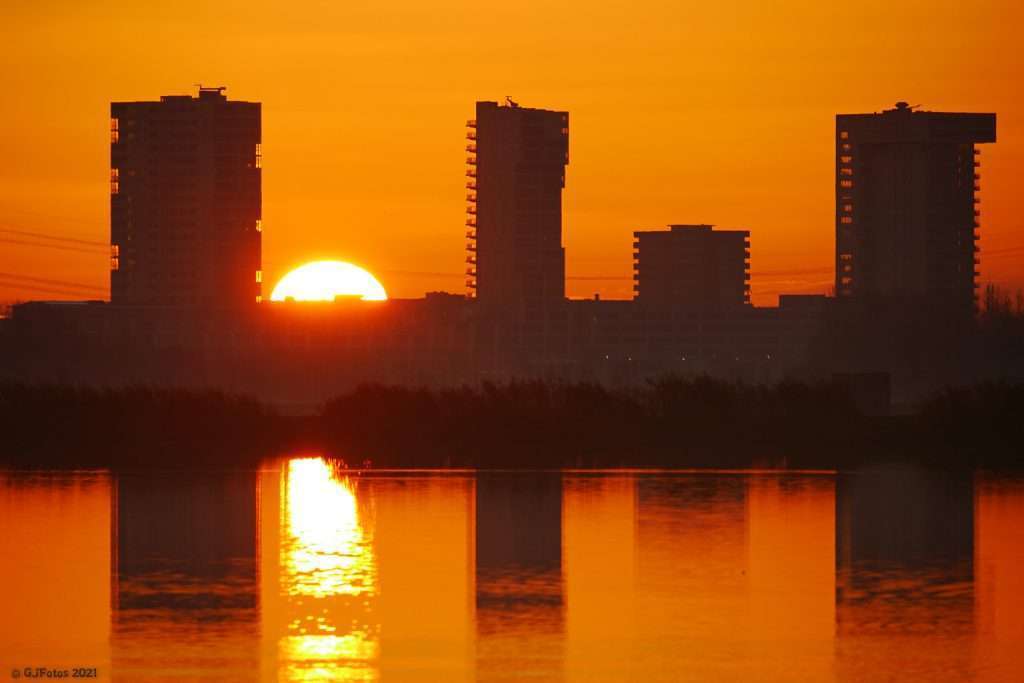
110;87;262;308
467;99;569;309
835;103;996;314
633;225;750;310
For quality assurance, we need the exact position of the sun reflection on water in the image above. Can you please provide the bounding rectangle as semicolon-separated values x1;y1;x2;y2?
280;457;379;680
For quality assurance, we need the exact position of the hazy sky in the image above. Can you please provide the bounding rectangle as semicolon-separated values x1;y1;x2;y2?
0;0;1020;306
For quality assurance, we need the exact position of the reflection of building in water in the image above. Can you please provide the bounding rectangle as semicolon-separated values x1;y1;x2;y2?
259;458;380;681
113;471;258;610
834;467;975;678
475;473;564;679
111;471;260;676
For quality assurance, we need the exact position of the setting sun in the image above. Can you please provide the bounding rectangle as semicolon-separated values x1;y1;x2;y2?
270;260;387;302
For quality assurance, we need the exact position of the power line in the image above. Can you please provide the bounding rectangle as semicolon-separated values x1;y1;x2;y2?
0;279;104;299
0;238;106;255
0;228;107;248
0;271;106;293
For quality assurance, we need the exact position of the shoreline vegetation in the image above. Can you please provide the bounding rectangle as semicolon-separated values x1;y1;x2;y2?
0;378;1021;470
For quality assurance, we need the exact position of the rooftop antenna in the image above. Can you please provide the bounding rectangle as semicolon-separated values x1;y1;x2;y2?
505;95;519;108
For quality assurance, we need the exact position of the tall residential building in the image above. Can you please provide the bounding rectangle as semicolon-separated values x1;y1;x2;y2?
632;224;750;310
835;102;996;313
110;87;262;308
466;99;569;309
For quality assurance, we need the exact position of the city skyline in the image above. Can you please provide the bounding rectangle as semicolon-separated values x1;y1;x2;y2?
1;0;1021;308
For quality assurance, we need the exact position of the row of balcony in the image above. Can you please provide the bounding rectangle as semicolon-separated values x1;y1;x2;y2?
465;124;478;299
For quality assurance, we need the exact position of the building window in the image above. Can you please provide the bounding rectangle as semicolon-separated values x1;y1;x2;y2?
255;143;262;169
256;270;262;283
840;155;852;164
841;143;852;152
840;168;853;176
839;131;849;140
255;219;262;233
840;216;853;224
110;118;119;143
111;244;120;257
840;253;853;262
842;204;853;212
256;295;263;304
840;180;854;188
110;168;119;194
110;257;119;271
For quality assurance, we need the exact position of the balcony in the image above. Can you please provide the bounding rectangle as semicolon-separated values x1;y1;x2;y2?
467;119;476;128
466;157;476;165
466;229;476;239
466;267;477;277
466;181;477;190
974;184;981;191
466;279;477;288
466;255;477;264
466;168;477;178
466;193;477;203
466;242;476;252
466;130;477;141
466;205;477;215
466;144;477;153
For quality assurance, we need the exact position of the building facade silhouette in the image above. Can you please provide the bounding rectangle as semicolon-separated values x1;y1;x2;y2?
633;224;751;310
467;100;569;310
835;102;996;314
110;87;262;308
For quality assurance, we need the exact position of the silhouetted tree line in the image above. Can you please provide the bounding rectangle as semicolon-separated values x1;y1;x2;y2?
0;383;287;467
2;377;1022;469
321;377;1024;469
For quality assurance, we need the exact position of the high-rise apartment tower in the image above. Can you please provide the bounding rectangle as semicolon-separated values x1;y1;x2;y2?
110;87;262;308
835;102;995;314
466;99;569;309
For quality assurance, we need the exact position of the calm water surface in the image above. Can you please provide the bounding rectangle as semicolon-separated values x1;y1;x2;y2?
1;461;1022;681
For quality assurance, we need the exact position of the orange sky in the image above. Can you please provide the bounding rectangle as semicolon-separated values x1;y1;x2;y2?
0;0;1020;307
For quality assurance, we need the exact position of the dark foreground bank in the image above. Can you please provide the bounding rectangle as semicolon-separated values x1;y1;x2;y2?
0;378;1021;469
